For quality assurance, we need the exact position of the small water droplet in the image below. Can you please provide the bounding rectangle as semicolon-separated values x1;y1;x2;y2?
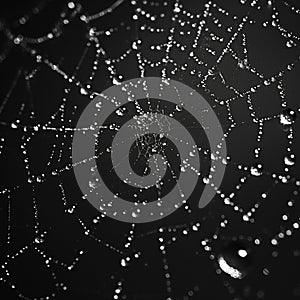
131;211;139;218
36;55;42;63
189;151;195;157
116;108;124;116
13;35;23;44
280;108;296;126
120;258;127;267
262;268;270;276
250;164;263;176
217;240;252;279
175;103;184;111
286;40;295;48
35;236;44;244
68;2;75;9
89;180;97;189
80;87;88;95
132;39;142;50
284;154;295;166
112;77;121;85
95;101;102;108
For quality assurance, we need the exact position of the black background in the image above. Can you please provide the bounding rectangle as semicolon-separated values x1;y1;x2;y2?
0;0;300;299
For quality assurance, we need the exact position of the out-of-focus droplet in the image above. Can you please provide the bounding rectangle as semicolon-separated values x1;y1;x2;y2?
217;240;253;279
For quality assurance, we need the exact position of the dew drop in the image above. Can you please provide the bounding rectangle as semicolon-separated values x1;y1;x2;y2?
95;101;102;108
217;240;252;279
280;108;296;126
131;211;139;218
189;151;195;157
284;154;295;166
116;108;124;116
120;258;127;267
286;40;295;48
36;55;42;63
80;87;88;95
250;164;263;176
132;40;142;50
238;249;248;258
112;77;121;85
13;35;23;44
175;103;184;111
34;236;44;244
68;2;75;9
262;268;270;276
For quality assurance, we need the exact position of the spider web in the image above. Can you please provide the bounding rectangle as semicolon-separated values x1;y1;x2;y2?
0;0;300;299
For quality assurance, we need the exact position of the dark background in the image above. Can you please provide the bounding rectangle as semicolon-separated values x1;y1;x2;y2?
0;0;300;299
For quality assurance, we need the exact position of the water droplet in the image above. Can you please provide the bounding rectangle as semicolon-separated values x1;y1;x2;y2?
80;15;87;22
35;236;44;244
120;258;127;267
95;101;102;108
238;61;245;69
286;40;295;48
175;103;184;111
131;211;139;218
112;77;121;85
238;249;248;258
89;180;97;189
284;154;295;166
67;207;74;214
132;39;142;50
36;55;42;63
13;35;23;44
262;268;270;276
80;87;88;95
203;177;210;184
68;2;75;9
218;240;252;279
250;164;263;176
116;108;124;116
280;108;296;126
189;151;195;157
